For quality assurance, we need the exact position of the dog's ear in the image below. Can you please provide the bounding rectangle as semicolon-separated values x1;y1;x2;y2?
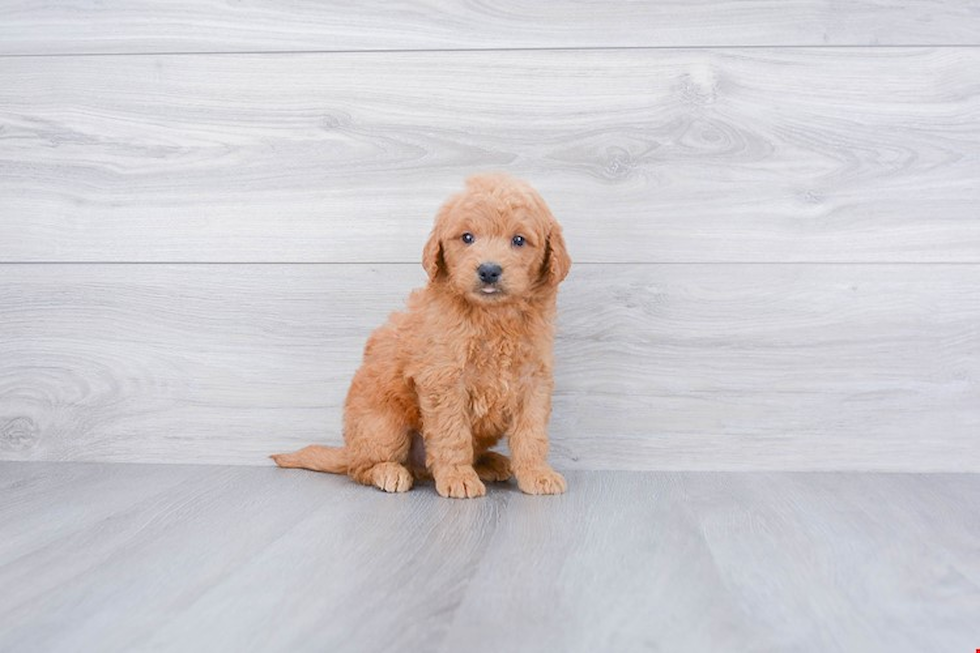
424;194;462;281
422;228;444;281
542;221;571;285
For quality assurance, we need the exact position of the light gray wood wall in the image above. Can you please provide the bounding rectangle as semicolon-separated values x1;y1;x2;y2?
2;264;977;470
1;2;977;470
3;49;979;263
3;1;979;54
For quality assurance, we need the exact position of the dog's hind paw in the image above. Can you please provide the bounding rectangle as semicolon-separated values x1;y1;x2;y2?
371;462;414;493
474;451;512;482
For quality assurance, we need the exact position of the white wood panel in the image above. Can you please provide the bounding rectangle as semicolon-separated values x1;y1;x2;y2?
2;464;978;652
2;49;979;263
1;1;978;55
1;263;976;470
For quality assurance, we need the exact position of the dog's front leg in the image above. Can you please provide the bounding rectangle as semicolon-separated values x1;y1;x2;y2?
419;382;486;499
509;377;566;495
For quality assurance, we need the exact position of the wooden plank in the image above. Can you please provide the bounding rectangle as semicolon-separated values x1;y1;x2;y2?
1;263;976;471
1;1;978;55
0;461;509;653
1;464;978;652
2;49;979;263
442;471;980;653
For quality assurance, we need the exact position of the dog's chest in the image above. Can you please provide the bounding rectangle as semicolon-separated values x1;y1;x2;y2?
463;336;527;420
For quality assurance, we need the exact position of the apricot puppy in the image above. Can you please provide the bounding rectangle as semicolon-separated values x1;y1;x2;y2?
272;173;570;498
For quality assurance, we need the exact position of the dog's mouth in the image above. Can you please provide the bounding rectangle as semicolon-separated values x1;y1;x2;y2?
472;284;506;300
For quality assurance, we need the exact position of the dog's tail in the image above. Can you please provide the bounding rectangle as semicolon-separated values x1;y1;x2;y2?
270;444;349;474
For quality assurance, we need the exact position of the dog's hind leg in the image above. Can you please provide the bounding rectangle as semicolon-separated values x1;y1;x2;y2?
344;407;415;494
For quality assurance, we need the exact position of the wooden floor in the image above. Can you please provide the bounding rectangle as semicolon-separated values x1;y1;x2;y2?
2;462;977;653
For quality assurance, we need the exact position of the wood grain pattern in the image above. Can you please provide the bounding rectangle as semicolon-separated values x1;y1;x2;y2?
1;263;976;471
1;463;977;652
2;48;979;263
443;471;980;653
1;1;978;55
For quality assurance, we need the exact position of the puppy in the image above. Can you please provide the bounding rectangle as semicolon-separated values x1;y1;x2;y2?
272;173;571;498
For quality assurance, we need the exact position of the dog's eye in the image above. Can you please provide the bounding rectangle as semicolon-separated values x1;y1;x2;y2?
461;232;475;245
512;235;526;247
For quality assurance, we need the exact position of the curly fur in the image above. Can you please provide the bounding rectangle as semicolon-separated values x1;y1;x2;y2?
272;173;571;498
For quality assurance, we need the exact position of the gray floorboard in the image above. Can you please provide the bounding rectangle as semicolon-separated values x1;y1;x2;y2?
1;462;976;652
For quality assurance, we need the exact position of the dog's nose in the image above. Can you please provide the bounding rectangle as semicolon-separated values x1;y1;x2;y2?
477;262;503;284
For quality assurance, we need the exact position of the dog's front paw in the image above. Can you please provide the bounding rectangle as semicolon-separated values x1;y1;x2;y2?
434;466;486;499
515;466;566;495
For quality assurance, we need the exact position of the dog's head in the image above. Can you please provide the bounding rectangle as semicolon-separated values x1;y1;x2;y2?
423;174;570;305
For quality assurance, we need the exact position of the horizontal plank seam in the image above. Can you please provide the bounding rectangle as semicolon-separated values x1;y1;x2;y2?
3;261;980;266
2;44;980;59
3;460;979;475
